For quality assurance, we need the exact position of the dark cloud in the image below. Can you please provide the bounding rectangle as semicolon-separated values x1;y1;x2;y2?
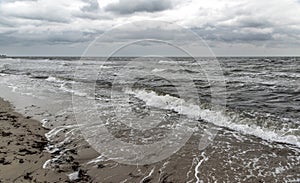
0;16;16;27
11;14;70;23
81;0;99;12
0;28;101;46
190;25;274;47
237;18;271;28
104;0;172;14
0;32;19;45
0;0;299;55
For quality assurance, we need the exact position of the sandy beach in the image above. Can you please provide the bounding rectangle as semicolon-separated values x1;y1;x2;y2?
0;98;69;182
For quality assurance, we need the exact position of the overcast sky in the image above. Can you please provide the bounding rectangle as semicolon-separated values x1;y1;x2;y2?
0;0;300;56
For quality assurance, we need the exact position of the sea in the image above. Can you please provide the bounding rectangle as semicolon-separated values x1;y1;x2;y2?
0;57;299;182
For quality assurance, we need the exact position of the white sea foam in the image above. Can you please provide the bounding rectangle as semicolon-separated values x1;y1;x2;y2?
60;83;87;97
45;124;81;140
68;171;79;181
46;76;64;83
158;60;177;64
127;89;300;148
42;159;52;169
140;167;155;183
41;118;50;127
87;155;106;165
195;152;208;183
152;68;166;73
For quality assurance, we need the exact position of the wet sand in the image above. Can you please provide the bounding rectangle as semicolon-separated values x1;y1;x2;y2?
46;122;300;182
0;98;69;182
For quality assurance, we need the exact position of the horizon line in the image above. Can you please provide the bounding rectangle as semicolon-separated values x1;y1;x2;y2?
4;55;300;58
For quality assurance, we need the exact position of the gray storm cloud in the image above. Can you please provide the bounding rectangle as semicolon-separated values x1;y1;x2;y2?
81;0;100;12
0;0;299;55
104;0;173;14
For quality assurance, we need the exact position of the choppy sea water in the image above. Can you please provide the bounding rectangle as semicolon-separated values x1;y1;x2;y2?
0;57;299;182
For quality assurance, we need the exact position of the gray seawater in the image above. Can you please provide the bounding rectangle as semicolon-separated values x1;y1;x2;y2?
0;57;299;182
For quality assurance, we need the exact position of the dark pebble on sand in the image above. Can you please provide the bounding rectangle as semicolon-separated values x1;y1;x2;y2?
23;173;32;180
71;162;80;171
141;178;152;183
32;140;48;151
19;148;37;155
97;164;105;169
69;149;77;155
1;131;12;137
0;158;11;165
77;169;91;181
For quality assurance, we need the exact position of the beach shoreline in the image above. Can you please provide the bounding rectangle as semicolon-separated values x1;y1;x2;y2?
0;95;299;182
0;97;70;182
